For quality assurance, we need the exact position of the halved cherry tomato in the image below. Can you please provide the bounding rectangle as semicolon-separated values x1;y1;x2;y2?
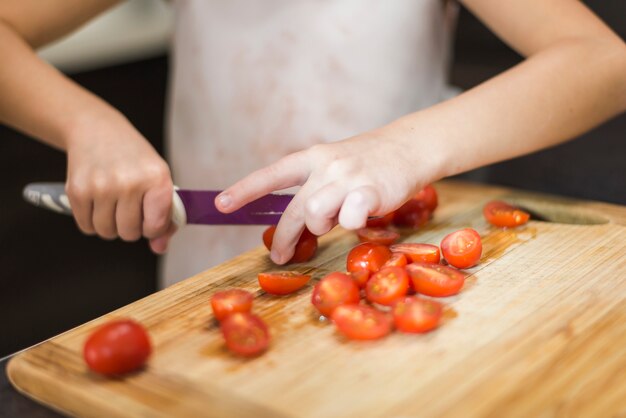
366;212;395;228
483;200;530;228
356;228;400;245
366;266;410;306
221;313;270;357
311;272;361;317
350;269;371;289
258;271;311;295
331;305;393;341
393;199;430;228
263;226;318;263
393;297;443;333
414;185;438;212
346;243;392;274
406;262;467;297
383;252;408;268
83;319;151;376
440;228;482;269
389;243;441;264
211;289;254;321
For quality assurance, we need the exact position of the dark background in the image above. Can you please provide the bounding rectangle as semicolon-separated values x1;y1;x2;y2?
1;2;624;357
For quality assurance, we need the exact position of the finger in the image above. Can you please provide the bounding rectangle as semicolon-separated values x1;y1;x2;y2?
149;223;177;254
216;152;309;213
270;189;311;264
92;197;118;240
143;184;173;239
116;193;143;241
65;182;95;235
304;182;347;236
338;185;381;230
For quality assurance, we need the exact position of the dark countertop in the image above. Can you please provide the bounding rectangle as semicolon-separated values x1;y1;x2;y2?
0;355;62;418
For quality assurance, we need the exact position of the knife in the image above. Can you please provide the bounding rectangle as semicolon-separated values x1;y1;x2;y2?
22;182;293;226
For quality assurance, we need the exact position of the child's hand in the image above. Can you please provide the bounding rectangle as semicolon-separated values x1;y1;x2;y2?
64;113;175;254
215;124;442;264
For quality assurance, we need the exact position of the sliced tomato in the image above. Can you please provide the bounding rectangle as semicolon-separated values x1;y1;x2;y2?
483;200;530;228
440;228;482;269
356;228;400;245
393;199;430;228
350;269;371;289
311;272;361;317
365;266;410;306
331;305;393;341
366;212;395;228
258;271;311;295
83;319;151;376
389;243;441;264
346;242;392;274
383;252;408;268
414;185;438;212
406;262;467;297
211;289;254;322
263;226;318;263
393;296;443;333
220;313;270;357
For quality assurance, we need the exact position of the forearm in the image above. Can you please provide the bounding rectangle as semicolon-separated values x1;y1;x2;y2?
0;20;124;150
392;37;626;179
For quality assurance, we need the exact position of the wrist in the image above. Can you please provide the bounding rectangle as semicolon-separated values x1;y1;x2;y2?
62;104;130;151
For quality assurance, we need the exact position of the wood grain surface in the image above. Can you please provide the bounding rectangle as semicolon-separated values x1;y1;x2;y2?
7;181;626;418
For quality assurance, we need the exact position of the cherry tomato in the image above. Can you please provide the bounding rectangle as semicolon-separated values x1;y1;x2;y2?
350;269;371;289
393;199;430;228
414;185;438;212
406;262;466;297
311;272;360;317
221;313;270;357
356;228;400;245
389;243;441;264
366;266;410;306
393;297;443;333
258;271;311;295
440;228;482;269
346;242;392;274
366;212;395;228
332;305;393;341
83;319;151;376
483;200;530;228
263;226;318;263
383;252;408;268
211;289;254;322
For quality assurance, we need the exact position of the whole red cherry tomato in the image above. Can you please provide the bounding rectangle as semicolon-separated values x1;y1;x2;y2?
211;289;254;321
393;199;430;228
83;319;151;376
258;271;311;295
414;185;438;212
440;228;482;269
366;212;395;228
346;242;392;274
263;226;318;263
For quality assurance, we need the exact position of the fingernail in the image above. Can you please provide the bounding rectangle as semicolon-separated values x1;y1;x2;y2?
217;193;232;209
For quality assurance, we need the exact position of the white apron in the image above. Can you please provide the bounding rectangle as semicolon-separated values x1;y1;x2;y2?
163;0;457;287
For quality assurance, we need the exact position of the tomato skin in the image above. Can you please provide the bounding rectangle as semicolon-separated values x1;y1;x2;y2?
331;305;393;341
483;200;530;228
263;226;318;263
346;243;392;274
383;252;408;268
414;185;438;212
366;213;395;228
83;319;151;376
389;243;441;264
258;271;311;295
406;262;467;297
356;228;400;246
440;228;482;269
365;266;410;306
393;297;443;333
311;272;361;317
350;269;371;289
393;199;430;228
221;313;270;357
211;289;254;322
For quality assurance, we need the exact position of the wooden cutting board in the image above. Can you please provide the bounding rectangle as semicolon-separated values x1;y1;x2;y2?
8;181;626;418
